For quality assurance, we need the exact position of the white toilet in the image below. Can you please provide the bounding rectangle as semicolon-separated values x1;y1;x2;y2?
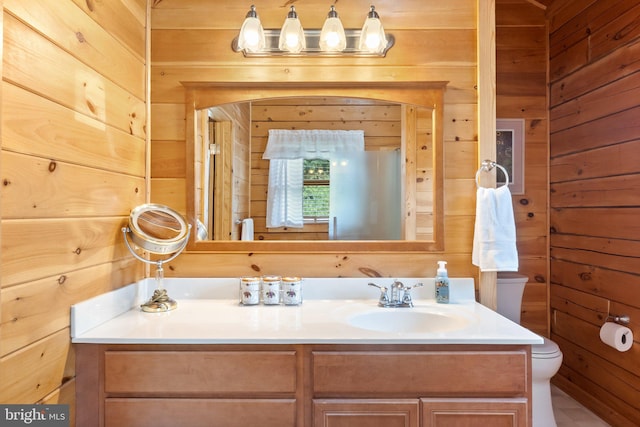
497;272;563;427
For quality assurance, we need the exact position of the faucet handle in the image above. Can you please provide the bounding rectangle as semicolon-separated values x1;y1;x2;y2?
401;282;424;307
368;282;390;306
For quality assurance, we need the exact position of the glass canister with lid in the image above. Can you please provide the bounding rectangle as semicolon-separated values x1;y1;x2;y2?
282;276;303;305
239;276;260;305
261;275;282;305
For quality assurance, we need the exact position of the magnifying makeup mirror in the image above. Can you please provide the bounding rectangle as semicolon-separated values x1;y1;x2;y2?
122;204;191;312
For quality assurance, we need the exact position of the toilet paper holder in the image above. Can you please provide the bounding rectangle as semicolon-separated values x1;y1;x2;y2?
604;300;630;325
606;314;630;325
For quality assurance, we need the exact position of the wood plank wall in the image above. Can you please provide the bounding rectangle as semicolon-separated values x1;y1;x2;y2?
496;0;549;335
150;0;482;279
0;0;147;420
0;0;557;417
547;0;640;425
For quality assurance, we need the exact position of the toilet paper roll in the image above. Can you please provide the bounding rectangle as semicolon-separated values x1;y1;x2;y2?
599;322;633;352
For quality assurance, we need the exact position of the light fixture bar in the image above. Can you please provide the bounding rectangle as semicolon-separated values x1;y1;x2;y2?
232;29;395;57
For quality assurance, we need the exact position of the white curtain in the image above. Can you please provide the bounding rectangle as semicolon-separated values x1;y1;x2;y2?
263;130;364;228
266;159;304;228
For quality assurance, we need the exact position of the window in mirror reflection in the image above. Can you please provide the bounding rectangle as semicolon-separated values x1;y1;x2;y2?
267;152;401;240
264;129;365;231
303;159;330;222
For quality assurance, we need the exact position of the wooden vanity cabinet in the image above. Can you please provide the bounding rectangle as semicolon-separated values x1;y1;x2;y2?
76;344;299;427
76;343;531;427
311;347;530;427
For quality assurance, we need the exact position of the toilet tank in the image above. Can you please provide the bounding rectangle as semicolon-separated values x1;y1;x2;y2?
496;272;528;324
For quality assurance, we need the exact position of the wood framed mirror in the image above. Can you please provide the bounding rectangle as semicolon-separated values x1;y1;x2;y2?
184;81;446;252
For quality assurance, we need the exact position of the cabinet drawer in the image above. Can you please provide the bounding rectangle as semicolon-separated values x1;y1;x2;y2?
105;398;296;427
312;350;528;396
105;350;296;395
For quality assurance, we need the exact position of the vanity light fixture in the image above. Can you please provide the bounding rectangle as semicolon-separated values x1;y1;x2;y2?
232;4;394;57
359;5;388;54
319;5;347;52
236;5;265;53
279;5;306;53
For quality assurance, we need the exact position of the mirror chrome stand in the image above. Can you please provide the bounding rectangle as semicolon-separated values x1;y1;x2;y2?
122;223;191;313
143;260;178;312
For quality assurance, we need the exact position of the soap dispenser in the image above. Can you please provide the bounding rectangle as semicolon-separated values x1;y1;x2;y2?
435;261;449;303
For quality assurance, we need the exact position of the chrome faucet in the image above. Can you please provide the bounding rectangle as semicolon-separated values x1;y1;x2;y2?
368;280;423;307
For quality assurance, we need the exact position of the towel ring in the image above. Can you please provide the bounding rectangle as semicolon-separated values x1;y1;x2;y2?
475;160;510;188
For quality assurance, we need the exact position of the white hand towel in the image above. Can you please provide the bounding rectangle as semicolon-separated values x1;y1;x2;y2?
241;218;254;241
472;185;519;271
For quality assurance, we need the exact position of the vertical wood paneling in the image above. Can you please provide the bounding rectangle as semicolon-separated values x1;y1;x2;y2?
212;121;233;240
189;103;251;240
496;0;549;336
0;0;147;413
477;0;498;310
548;0;640;424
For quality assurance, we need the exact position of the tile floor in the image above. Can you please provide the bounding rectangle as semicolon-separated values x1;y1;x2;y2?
552;385;612;427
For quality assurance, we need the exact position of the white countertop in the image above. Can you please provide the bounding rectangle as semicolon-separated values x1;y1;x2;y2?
71;277;543;345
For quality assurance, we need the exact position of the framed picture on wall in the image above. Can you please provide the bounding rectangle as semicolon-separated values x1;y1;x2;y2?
496;118;525;194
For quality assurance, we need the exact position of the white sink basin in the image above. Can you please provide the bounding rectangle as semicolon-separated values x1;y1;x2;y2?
347;309;471;333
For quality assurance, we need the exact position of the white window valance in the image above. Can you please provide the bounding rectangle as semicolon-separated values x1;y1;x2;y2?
263;129;365;160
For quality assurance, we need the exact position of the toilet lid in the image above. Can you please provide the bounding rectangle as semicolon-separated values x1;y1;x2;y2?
532;337;561;358
497;272;528;280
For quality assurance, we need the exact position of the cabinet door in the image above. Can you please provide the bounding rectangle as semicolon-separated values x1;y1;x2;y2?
314;399;419;427
421;398;528;427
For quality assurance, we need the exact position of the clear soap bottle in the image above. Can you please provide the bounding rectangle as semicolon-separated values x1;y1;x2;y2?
435;261;449;304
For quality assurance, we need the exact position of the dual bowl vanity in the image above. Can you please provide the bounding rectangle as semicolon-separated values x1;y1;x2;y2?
72;277;542;426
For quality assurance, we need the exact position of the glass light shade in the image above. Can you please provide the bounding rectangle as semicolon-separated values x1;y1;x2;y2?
319;6;346;52
279;6;305;53
359;5;388;54
237;6;265;53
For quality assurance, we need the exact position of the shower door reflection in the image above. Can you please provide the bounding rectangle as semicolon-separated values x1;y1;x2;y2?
329;151;401;240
